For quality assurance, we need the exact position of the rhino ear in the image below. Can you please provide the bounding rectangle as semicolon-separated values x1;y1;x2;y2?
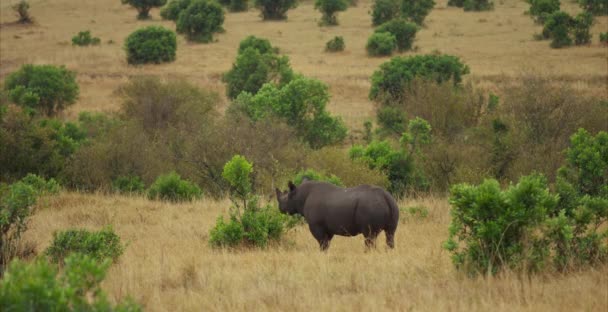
288;181;296;192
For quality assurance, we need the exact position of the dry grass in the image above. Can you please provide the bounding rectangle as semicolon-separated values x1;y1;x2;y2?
22;192;608;311
1;0;607;127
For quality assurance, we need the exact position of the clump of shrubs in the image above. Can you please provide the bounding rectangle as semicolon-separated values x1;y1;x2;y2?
0;254;142;311
371;0;401;26
147;171;202;202
254;0;298;20
209;155;299;248
401;0;435;25
238;35;278;54
176;0;225;43
600;32;608;44
542;11;593;48
527;0;560;24
578;0;608;15
315;0;348;26
112;175;145;194
121;0;167;19
72;30;101;46
219;0;248;11
463;0;493;11
45;227;125;264
12;0;32;24
125;26;177;64
366;32;397;56
375;18;418;51
325;36;345;52
293;169;343;186
4;64;79;116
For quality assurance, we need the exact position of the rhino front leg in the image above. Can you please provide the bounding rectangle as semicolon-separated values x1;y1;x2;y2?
309;224;333;251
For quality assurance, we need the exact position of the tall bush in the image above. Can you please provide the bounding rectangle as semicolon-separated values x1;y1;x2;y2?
5;64;79;116
375;18;418;51
254;0;298;20
147;171;203;202
315;0;348;25
527;0;560;23
366;32;397;56
125;26;177;64
161;0;192;20
176;0;225;43
121;0;167;19
371;0;401;26
401;0;435;25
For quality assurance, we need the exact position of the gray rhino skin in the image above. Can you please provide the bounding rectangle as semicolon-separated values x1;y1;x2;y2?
275;180;399;251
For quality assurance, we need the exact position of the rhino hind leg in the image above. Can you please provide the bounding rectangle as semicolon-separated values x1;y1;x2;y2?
364;230;380;250
309;225;333;251
385;230;395;249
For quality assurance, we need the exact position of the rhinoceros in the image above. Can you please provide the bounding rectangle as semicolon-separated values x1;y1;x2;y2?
275;180;399;251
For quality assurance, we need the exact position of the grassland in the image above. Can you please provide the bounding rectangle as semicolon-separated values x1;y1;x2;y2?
2;0;608;310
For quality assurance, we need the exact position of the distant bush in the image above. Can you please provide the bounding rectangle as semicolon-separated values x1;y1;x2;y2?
315;0;348;25
600;32;608;44
161;0;191;20
20;173;61;195
238;35;277;54
401;0;435;25
45;227;124;264
219;0;249;11
254;0;298;20
0;254;142;311
572;12;593;45
371;0;401;26
369;54;469;102
542;11;591;48
578;0;608;15
112;175;145;194
232;76;348;149
223;44;294;99
147;171;202;202
125;26;176;64
527;0;560;24
447;0;464;7
121;0;167;19
325;36;345;52
5;64;79;115
366;32;397;56
293;169;343;186
375;18;418;51
71;30;101;46
12;1;32;24
463;0;493;11
376;106;407;136
401;205;429;219
176;0;225;43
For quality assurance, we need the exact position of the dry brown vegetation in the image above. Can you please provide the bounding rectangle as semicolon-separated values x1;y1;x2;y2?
23;192;608;311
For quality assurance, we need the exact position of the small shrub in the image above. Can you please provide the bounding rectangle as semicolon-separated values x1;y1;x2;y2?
219;0;249;11
254;0;298;20
369;54;469;102
71;30;101;46
45;227;124;264
447;0;464;7
401;0;435;25
161;0;191;20
12;0;32;24
527;0;560;24
209;215;245;247
572;12;593;45
238;35;277;55
222;155;254;209
20;173;60;195
600;32;608;44
463;0;493;11
401;205;429;219
121;0;167;19
366;32;397;56
0;254;142;311
125;26;177;64
147;171;202;202
325;36;345;52
315;0;348;26
371;0;401;26
293;169;343;186
176;0;225;43
112;175;145;194
375;18;418;51
376;106;407;136
578;0;608;15
5;64;79;115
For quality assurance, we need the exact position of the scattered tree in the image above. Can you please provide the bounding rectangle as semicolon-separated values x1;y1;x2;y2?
254;0;298;20
375;18;418;51
125;26;177;64
176;0;225;43
315;0;348;25
401;0;435;25
366;32;397;56
325;36;345;52
161;0;192;20
371;0;401;26
121;0;168;19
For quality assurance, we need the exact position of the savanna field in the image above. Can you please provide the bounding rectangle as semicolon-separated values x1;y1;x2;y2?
1;0;608;311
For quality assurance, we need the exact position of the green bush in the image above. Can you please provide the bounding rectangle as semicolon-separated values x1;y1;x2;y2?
315;0;348;25
376;106;407;136
325;36;345;52
578;0;608;15
112;175;145;194
176;0;225;43
121;0;167;19
45;227;124;264
238;35;277;55
12;0;32;24
369;54;469;102
293;169;343;186
254;0;298;20
600;32;608;43
366;32;397;56
222;155;254;209
5;64;79;115
527;0;560;24
401;0;435;25
447;0;464;7
20;173;60;195
401;205;429;219
147;171;202;202
463;0;493;11
223;45;294;99
219;0;249;11
0;254;141;311
232;76;348;149
371;0;400;26
542;11;574;47
161;0;192;20
71;30;101;46
125;26;176;64
375;18;418;51
572;12;593;45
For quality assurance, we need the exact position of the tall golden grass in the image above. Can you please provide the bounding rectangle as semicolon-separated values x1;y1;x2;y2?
22;192;608;311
